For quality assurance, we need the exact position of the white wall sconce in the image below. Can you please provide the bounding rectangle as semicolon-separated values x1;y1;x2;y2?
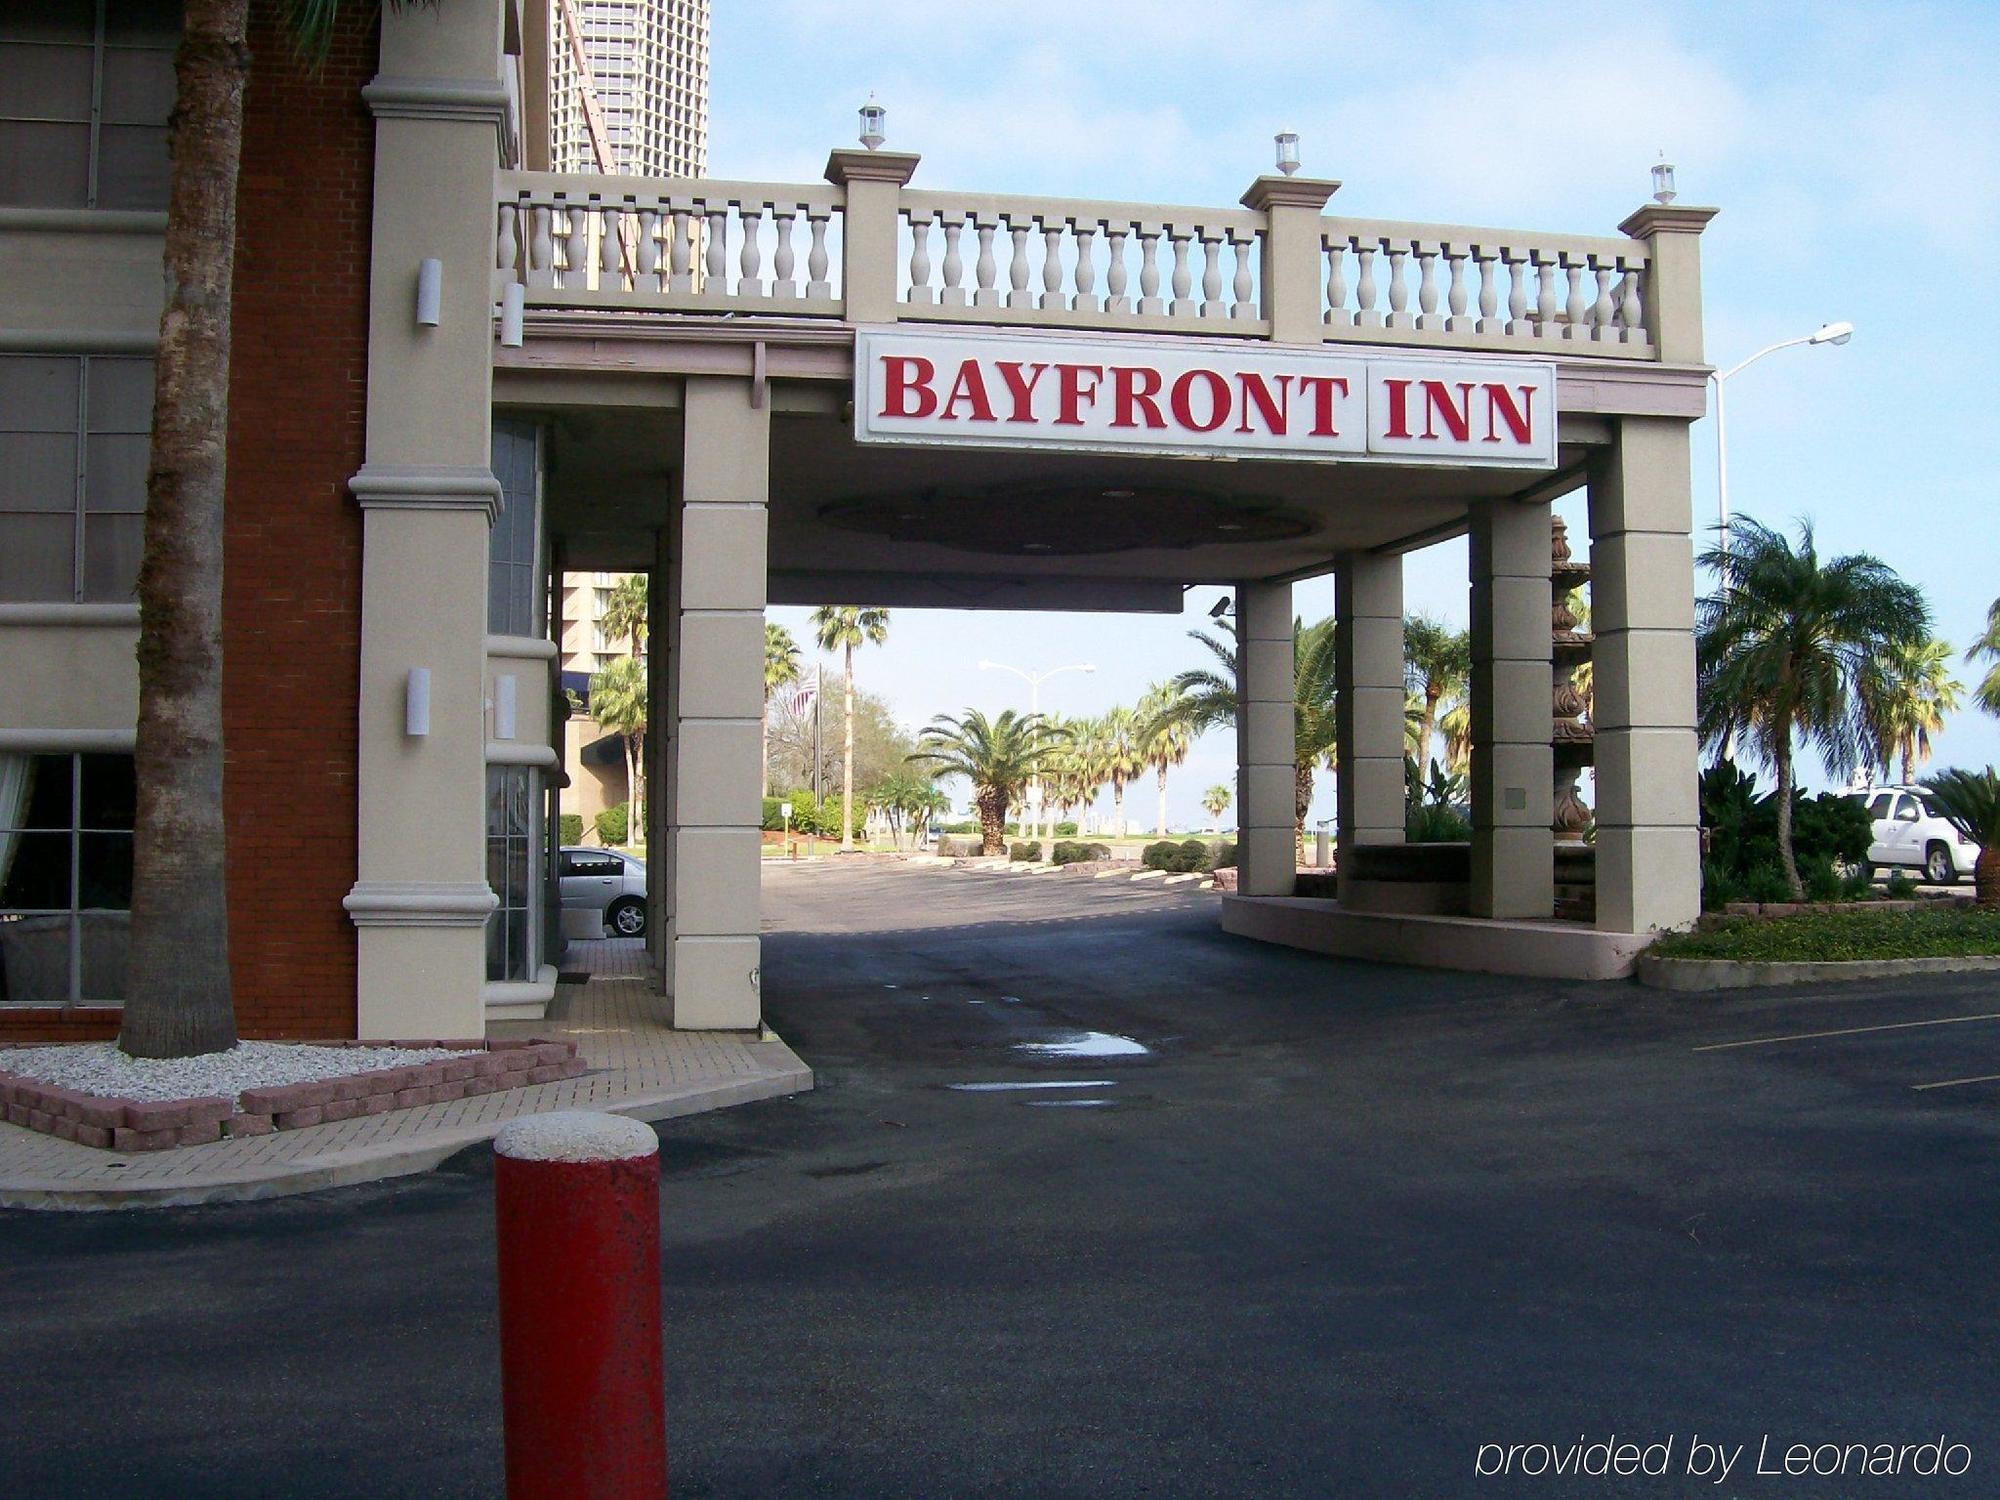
415;257;443;327
1650;155;1677;204
1275;129;1300;176
405;668;431;737
859;94;886;151
499;280;525;347
494;674;518;740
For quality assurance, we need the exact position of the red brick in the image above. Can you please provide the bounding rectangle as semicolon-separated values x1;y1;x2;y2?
177;1120;223;1147
462;1077;498;1098
51;1117;79;1143
527;1066;562;1085
225;1114;276;1138
430;1080;468;1104
440;1058;479;1082
473;1054;510;1078
558;1058;588;1079
186;1095;235;1124
122;1099;194;1131
334;1070;385;1101
360;1093;397;1116
26;1109;55;1133
392;1087;433;1109
490;1049;537;1074
529;1042;572;1066
74;1123;113;1149
494;1070;536;1092
321;1097;363;1123
275;1106;325;1129
111;1126;180;1151
67;1094;127;1131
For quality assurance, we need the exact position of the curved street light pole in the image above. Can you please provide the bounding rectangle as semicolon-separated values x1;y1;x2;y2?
1710;321;1854;557
977;659;1096;841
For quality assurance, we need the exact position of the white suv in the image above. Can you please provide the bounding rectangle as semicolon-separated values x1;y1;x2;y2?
1842;785;1978;885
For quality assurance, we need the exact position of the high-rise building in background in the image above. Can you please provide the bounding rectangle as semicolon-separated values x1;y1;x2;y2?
549;0;709;179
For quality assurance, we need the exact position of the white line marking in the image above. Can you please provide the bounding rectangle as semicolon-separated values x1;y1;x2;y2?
1694;1011;2000;1053
946;1080;1117;1092
1912;1073;2000;1092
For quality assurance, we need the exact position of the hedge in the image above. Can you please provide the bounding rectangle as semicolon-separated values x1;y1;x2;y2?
1141;838;1231;873
559;814;584;846
1009;840;1043;862
594;803;629;845
1051;840;1112;865
1652;907;2000;962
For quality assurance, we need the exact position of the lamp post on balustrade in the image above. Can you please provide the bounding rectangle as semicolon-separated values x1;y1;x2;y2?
978;659;1095;841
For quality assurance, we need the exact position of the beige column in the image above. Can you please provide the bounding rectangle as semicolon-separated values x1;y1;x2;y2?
342;2;511;1038
1235;581;1296;897
1239;175;1339;344
666;378;768;1028
1588;418;1701;933
824;149;921;323
1334;551;1405;895
1468;498;1555;919
647;523;674;986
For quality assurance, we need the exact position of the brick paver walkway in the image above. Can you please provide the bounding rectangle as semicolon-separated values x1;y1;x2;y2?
0;940;810;1209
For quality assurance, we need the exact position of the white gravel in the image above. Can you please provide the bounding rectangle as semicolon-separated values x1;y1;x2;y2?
495;1110;657;1163
0;1039;482;1106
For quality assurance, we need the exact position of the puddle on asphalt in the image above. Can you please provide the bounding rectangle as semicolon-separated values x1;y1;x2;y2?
1015;1031;1149;1059
946;1080;1117;1092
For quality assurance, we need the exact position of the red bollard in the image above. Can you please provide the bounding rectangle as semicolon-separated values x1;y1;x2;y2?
494;1111;667;1499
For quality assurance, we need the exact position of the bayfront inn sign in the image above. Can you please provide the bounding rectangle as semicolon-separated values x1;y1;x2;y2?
854;327;1557;469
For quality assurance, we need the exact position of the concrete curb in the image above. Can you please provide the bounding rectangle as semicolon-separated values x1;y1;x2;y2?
1636;952;2000;992
0;1041;813;1211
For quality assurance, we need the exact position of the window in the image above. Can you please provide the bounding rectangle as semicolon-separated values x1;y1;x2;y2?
0;752;134;1006
562;851;620;878
486;766;538;983
488;419;541;637
1867;792;1893;819
1893;796;1921;823
0;354;150;603
0;1;179;211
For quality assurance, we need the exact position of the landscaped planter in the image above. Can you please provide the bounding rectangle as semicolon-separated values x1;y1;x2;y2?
0;1039;586;1152
1637;953;2000;991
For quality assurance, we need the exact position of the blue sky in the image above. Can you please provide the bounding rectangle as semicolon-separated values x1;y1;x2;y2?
714;0;2000;826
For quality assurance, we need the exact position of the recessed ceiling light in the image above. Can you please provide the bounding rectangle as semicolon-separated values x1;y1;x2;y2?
1102;488;1135;499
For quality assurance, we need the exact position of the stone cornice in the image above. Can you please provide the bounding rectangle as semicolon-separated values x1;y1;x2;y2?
1240;175;1341;213
349;463;503;523
824;148;921;188
363;75;510;128
1617;204;1720;239
344;881;498;928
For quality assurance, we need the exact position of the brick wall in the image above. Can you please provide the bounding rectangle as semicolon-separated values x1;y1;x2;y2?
221;5;378;1037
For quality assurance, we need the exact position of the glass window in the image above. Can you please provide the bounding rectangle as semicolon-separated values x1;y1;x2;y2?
0;353;153;602
0;751;134;1007
0;3;180;211
488;418;542;637
1893;796;1921;823
485;765;538;983
1867;792;1893;819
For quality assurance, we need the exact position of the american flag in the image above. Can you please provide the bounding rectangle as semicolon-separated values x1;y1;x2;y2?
785;669;819;718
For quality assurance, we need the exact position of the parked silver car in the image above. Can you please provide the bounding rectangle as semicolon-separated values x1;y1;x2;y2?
558;846;648;936
1841;786;1977;885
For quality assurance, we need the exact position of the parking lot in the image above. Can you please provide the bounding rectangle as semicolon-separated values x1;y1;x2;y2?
2;861;1997;1496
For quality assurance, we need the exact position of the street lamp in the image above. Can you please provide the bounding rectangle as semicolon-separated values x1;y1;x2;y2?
858;94;886;151
1710;321;1854;555
978;659;1096;841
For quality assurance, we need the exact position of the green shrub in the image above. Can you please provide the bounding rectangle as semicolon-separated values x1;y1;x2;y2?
1009;840;1043;862
1885;871;1918;899
1141;840;1180;871
941;820;978;835
1051;840;1112;865
559;814;584;846
1406;803;1473;842
1701;860;1742;911
1652;907;2000;962
1742;864;1791;904
1699;760;1872;890
1208;840;1237;870
594;803;629;845
1840;867;1877;901
1054;821;1079;837
1802;858;1844;903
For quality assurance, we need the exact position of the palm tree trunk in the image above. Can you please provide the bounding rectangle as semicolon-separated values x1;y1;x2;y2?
1419;687;1440;769
841;644;855;851
119;0;250;1061
1976;848;2000;911
1156;764;1169;836
1295;763;1314;858
1902;746;1914;786
977;786;1005;855
1112;779;1125;838
1775;742;1803;898
623;737;638;845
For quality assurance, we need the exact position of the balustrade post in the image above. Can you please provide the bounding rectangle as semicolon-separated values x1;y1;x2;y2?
825;148;922;323
1240;174;1339;343
1615;202;1718;363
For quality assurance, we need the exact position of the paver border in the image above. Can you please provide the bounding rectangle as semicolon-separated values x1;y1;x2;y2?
1636;953;2000;992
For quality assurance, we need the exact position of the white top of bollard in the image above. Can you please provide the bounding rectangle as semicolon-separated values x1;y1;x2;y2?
494;1110;659;1163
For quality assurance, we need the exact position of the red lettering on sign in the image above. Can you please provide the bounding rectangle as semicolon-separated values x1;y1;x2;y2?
995;361;1047;423
1170;368;1230;432
1054;364;1104;426
940;359;996;421
880;355;938;419
1382;377;1413;439
1111;365;1167;429
1482;383;1535;444
1295;375;1348;437
1234;372;1293;435
1421;380;1475;442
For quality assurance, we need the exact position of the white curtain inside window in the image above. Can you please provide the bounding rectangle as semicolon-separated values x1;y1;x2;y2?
0;753;30;895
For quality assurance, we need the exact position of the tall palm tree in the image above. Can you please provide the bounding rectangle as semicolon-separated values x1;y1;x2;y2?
1920;768;2000;909
1136;682;1193;835
588;657;648;846
1202;784;1232;824
762;621;801;799
1402;614;1469;770
809;606;890;851
1967;599;2000;718
1060;715;1111;834
121;0;416;1059
1096;707;1144;837
601;573;649;660
1862;636;1962;785
1697;517;1930;896
908;709;1056;855
1438;698;1473;776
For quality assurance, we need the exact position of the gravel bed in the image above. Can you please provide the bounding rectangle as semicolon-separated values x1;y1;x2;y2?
0;1040;482;1106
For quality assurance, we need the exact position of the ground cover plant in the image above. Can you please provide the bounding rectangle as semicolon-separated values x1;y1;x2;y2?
1652;906;2000;963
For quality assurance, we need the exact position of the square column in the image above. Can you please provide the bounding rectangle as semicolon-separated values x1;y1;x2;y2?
1334;551;1405;896
666;378;768;1028
1469;498;1555;919
1588;417;1701;933
1235;581;1296;897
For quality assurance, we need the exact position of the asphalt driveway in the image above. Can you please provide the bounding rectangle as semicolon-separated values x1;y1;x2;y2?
3;861;1998;1496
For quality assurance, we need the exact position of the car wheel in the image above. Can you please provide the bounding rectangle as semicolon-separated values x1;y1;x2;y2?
1925;843;1958;886
607;897;648;937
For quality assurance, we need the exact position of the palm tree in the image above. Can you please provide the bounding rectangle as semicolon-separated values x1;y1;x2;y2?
1697;517;1930;896
1862;637;1962;785
1096;707;1144;837
908;710;1057;855
1403;614;1470;770
601;574;649;660
809;606;890;852
1202;784;1232;824
1156;615;1340;844
1919;768;2000;909
121;0;418;1059
589;657;648;846
1967;599;2000;718
1438;698;1473;776
1136;682;1193;836
762;621;801;799
1059;715;1111;834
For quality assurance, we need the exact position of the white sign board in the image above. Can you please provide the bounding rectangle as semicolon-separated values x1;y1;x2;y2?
854;327;1557;469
